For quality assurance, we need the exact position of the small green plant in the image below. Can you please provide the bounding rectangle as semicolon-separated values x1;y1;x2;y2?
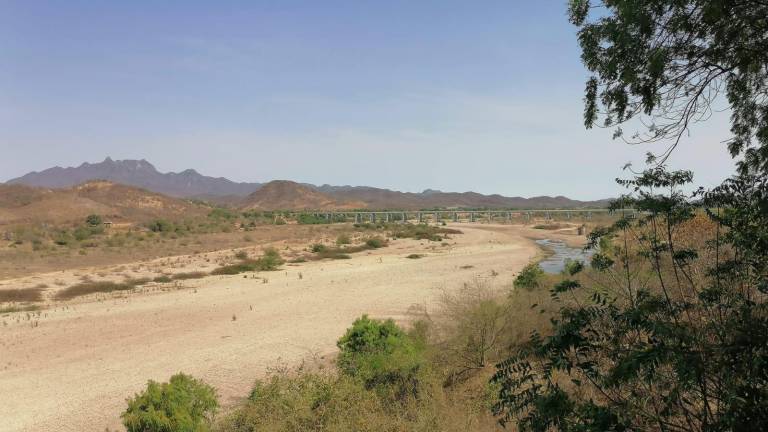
234;250;249;260
153;275;173;283
406;254;423;259
122;373;218;432
311;243;327;253
336;234;351;245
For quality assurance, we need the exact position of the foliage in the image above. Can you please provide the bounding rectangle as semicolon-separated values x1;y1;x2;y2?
207;208;237;220
211;247;283;275
513;263;544;291
364;237;386;249
337;315;427;398
389;224;462;242
122;373;218;432
311;243;327;253
336;233;352;245
148;219;175;233
568;0;768;173
85;214;102;226
492;165;768;431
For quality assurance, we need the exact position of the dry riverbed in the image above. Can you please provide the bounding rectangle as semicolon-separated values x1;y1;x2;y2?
0;223;575;432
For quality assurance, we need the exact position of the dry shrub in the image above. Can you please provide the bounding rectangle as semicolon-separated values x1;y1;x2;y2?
217;361;500;432
0;286;45;303
172;271;208;280
55;278;149;300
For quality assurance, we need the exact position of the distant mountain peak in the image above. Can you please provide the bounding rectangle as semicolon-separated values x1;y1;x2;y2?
6;158;261;198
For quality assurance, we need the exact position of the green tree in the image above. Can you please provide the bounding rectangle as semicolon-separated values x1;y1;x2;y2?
494;165;768;430
122;373;218;432
569;0;768;173
85;214;102;226
492;2;768;430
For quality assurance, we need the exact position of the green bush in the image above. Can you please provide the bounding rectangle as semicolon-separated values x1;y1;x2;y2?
512;263;543;291
256;247;283;270
337;315;427;398
336;234;352;245
208;208;237;220
364;237;386;249
73;226;92;241
219;372;399;432
85;214;102;226
212;248;283;275
311;243;327;253
122;373;218;432
148;219;175;233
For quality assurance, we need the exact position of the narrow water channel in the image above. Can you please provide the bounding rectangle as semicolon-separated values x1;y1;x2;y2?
535;239;594;274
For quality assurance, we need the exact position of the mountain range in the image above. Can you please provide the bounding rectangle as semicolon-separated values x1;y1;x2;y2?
5;158;610;210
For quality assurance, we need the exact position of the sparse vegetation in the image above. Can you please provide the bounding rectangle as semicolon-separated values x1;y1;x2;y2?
55;278;150;300
0;286;45;303
389;224;462;242
172;271;208;281
212;247;284;275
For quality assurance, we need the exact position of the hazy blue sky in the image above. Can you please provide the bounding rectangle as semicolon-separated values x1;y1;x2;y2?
1;1;734;199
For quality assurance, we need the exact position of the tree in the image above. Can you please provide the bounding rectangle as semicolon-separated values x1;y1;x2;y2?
85;214;102;226
122;373;218;432
492;2;768;430
493;165;768;431
568;0;768;173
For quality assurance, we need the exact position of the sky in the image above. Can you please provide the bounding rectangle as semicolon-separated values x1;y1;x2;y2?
0;1;736;199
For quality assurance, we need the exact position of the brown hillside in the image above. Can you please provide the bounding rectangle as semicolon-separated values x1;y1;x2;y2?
241;180;366;211
0;181;208;226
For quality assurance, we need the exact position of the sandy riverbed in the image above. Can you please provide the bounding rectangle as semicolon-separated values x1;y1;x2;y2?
0;223;573;432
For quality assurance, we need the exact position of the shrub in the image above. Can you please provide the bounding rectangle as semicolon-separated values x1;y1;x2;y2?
85;214;102;226
122;373;218;432
512;263;543;291
148;219;175;233
54;278;149;300
311;243;327;253
337;315;427;398
0;286;45;303
405;254;423;259
256;247;283;271
212;248;283;275
172;272;208;280
364;237;385;249
234;250;249;260
153;275;173;283
336;234;351;245
73;226;92;241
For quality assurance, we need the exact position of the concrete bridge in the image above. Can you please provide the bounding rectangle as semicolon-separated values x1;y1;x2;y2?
298;208;634;224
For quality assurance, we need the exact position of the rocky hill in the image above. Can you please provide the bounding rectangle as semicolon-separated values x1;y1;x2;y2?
0;181;209;225
241;180;365;211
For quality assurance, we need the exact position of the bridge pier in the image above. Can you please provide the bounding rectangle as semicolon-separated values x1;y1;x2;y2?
417;212;423;223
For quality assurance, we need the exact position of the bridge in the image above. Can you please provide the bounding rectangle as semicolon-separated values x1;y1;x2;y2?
296;208;634;224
